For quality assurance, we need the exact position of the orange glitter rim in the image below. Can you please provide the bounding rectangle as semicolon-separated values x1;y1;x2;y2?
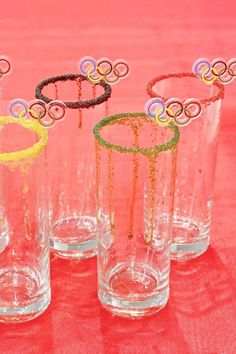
146;72;225;106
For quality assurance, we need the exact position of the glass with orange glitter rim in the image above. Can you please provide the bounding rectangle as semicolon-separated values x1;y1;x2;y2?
93;112;179;318
147;72;224;262
0;116;50;323
35;74;112;259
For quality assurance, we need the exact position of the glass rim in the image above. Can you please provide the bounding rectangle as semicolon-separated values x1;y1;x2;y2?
93;112;180;156
146;72;225;105
0;116;48;163
35;73;112;109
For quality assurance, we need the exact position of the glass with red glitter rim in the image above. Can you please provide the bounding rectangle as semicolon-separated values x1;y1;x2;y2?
35;73;112;259
147;72;224;261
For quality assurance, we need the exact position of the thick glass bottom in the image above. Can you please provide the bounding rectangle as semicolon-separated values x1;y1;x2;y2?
51;215;97;259
98;263;169;319
171;218;210;261
0;268;50;323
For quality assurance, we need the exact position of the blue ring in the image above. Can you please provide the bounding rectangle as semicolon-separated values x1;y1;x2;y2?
79;57;96;76
146;99;165;119
9;99;28;119
193;60;211;78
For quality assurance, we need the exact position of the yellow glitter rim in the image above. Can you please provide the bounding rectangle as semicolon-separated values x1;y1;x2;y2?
0;116;48;163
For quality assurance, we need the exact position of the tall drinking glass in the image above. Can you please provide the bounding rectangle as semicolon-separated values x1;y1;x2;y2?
94;113;179;318
35;74;111;259
0;115;49;323
147;72;224;261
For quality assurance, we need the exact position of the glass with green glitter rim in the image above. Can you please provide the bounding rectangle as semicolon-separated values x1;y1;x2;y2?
93;112;179;319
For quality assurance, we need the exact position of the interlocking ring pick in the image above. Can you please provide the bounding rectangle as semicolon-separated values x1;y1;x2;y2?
145;97;202;127
0;56;11;99
78;57;129;85
0;56;11;79
193;58;236;85
8;98;66;128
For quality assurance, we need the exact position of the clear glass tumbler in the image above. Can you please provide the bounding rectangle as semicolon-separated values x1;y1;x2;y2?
93;112;179;318
147;72;224;261
35;74;112;259
0;115;50;323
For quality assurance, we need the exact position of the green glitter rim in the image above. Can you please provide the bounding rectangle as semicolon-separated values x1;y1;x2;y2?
93;112;180;156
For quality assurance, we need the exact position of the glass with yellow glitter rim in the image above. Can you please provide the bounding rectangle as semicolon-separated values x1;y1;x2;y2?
0;116;50;323
93;112;179;318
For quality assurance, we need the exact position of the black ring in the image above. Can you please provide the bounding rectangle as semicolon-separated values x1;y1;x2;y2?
211;60;227;77
35;73;112;109
29;101;47;119
97;60;113;76
166;100;183;118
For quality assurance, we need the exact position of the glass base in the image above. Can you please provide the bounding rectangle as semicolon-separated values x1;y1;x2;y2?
51;215;97;259
171;218;209;262
0;268;50;323
98;263;169;319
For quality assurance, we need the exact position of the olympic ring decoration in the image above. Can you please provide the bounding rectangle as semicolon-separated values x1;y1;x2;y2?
145;97;202;127
0;57;11;80
79;56;129;85
8;98;66;128
0;57;11;98
192;58;236;85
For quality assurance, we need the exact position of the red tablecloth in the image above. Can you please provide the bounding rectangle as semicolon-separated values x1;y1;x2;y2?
0;1;235;353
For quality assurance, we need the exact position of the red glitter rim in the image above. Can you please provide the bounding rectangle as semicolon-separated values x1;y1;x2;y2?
146;72;225;106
